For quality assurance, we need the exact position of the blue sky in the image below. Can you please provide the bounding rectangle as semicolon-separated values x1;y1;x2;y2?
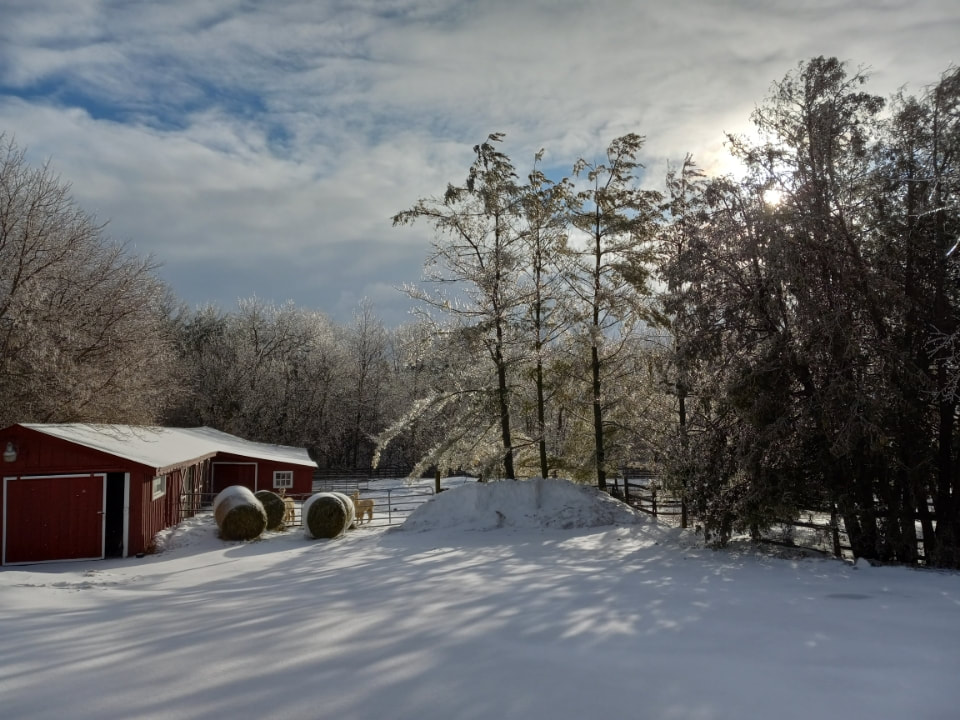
1;0;958;325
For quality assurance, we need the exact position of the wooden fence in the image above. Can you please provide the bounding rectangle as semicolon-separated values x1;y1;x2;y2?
625;481;684;519
616;480;950;564
609;477;687;524
610;476;853;560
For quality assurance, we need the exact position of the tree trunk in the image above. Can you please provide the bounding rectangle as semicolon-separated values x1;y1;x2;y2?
536;357;548;479
495;317;515;479
591;208;606;491
678;383;688;528
933;392;958;567
591;343;606;490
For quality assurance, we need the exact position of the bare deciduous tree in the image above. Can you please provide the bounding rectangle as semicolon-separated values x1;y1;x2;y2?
0;135;179;426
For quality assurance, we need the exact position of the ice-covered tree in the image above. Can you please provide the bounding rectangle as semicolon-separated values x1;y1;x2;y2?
392;133;525;478
515;152;572;478
0;135;178;426
563;134;661;490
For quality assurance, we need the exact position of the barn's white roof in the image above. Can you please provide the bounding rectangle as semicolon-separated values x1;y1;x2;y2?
21;424;316;472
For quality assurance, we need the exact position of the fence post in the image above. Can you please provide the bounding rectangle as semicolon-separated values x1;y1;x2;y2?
651;489;658;517
623;478;630;502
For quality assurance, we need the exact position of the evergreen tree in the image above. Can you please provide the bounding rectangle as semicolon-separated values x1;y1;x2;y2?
517;152;572;478
565;134;661;489
392;134;524;478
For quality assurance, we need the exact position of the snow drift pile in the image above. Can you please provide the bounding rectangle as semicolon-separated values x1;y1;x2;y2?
213;485;268;540
401;477;643;532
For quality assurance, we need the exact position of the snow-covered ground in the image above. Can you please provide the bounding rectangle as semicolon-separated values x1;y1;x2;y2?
1;478;957;720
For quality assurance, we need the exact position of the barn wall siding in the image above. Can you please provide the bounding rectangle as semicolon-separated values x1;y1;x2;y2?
211;460;257;495
2;427;134;475
135;459;213;555
213;453;314;495
210;455;312;496
138;469;176;555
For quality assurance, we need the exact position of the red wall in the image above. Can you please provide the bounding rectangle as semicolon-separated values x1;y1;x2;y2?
0;425;134;476
213;452;313;495
133;458;214;555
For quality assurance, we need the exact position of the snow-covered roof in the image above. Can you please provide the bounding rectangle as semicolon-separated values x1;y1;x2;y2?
20;424;316;473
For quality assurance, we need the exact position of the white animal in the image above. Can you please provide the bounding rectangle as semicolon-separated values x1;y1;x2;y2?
279;490;296;525
350;490;374;524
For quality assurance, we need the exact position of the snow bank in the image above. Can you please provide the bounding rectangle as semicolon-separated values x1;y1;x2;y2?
401;477;643;531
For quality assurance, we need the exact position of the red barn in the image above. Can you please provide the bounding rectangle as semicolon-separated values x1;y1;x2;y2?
0;423;316;565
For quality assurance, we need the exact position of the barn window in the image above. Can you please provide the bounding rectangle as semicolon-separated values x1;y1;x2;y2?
273;470;293;489
152;475;167;500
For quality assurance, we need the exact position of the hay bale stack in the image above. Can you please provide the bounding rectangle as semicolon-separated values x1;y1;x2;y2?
214;486;267;541
303;492;355;539
254;489;287;530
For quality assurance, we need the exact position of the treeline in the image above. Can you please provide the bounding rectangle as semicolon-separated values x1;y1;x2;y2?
381;56;960;567
0;134;432;470
1;56;957;566
657;58;960;567
164;298;426;469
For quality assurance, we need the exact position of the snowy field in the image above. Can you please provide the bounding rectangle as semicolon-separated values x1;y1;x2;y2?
1;478;958;720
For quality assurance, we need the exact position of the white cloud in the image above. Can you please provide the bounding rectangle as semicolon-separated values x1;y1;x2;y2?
0;0;958;323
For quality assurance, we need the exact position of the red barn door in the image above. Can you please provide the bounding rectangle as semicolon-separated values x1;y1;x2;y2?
211;462;257;494
3;474;105;564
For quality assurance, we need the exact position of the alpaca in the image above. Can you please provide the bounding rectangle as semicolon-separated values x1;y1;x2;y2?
278;490;297;525
350;490;374;524
282;495;296;525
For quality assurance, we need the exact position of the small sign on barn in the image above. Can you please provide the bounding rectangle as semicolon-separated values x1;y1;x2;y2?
0;424;316;565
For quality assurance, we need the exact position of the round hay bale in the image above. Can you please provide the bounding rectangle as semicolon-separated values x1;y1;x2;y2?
254;489;287;530
303;492;355;539
214;485;267;541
